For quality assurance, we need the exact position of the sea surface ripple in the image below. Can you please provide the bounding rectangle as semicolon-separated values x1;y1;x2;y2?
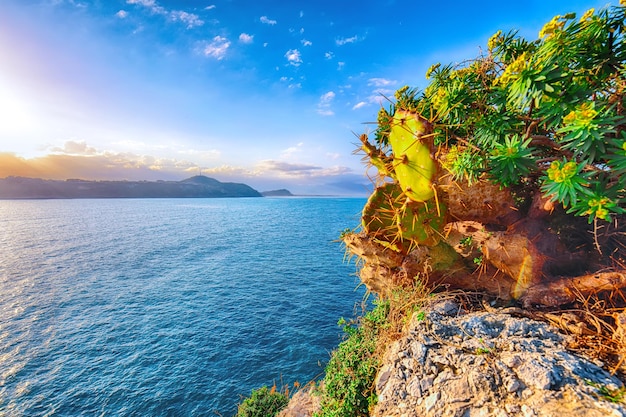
0;197;366;416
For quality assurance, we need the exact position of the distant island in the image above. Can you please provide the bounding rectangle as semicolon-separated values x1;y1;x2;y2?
0;175;262;199
260;189;294;197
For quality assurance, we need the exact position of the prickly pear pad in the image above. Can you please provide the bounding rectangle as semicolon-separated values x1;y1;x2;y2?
389;110;436;202
362;182;446;250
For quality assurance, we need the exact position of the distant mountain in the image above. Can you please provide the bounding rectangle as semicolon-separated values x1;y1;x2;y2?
0;176;262;199
261;189;294;197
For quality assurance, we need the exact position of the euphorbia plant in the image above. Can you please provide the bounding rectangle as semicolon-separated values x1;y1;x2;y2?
348;4;626;307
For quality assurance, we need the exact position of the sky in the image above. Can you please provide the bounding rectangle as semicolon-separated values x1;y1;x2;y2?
0;0;618;195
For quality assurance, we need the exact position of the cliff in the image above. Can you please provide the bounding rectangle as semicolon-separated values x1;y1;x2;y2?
0;175;262;199
279;298;626;417
276;231;626;417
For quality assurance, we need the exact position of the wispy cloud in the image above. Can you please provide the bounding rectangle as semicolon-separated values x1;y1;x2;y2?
239;33;254;44
324;52;334;60
126;0;165;15
285;49;302;66
204;5;216;10
336;35;359;46
50;140;98;155
126;0;203;28
255;160;353;180
368;78;396;87
202;36;231;60
352;101;368;110
317;91;335;116
115;10;128;18
257;160;322;175
280;142;304;159
170;11;204;29
301;39;312;46
260;16;277;25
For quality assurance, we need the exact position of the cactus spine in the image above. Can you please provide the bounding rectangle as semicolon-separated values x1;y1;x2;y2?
362;182;446;251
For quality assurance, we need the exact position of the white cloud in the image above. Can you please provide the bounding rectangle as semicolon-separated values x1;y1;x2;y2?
285;49;302;66
317;91;336;116
368;78;396;87
50;140;98;155
367;89;394;105
205;5;216;10
324;52;334;60
257;160;322;176
126;0;203;28
115;10;128;18
336;35;358;46
255;161;352;179
280;142;305;159
301;39;312;47
299;10;304;18
337;62;345;70
176;148;221;160
170;11;204;28
320;91;335;103
352;101;368;110
260;16;277;25
203;36;231;60
239;33;254;44
126;0;165;15
127;0;156;6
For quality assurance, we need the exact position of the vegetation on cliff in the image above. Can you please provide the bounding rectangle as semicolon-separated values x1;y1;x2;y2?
325;4;626;416
346;3;626;307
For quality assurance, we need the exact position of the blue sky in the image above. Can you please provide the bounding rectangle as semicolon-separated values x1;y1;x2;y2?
0;0;616;194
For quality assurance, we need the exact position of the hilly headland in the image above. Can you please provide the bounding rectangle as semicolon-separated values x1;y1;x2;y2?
0;175;262;199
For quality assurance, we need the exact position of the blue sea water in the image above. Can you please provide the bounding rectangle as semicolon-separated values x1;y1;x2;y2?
0;197;367;416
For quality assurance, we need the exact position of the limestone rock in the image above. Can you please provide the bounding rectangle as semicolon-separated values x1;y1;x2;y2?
372;300;626;417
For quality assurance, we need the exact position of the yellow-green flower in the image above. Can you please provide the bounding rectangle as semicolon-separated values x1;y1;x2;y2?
622;141;626;151
562;102;598;127
621;0;626;7
546;160;577;183
563;111;577;124
580;8;594;22
488;30;503;51
494;52;529;86
425;63;440;80
539;15;565;38
431;87;447;110
586;197;611;220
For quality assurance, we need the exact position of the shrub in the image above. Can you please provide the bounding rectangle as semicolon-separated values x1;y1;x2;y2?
236;385;289;417
315;300;389;417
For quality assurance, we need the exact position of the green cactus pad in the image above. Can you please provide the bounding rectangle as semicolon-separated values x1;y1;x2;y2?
389;109;436;202
362;182;446;250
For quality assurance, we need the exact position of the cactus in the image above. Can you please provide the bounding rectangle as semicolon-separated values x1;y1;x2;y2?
362;182;446;251
359;134;394;179
388;109;437;202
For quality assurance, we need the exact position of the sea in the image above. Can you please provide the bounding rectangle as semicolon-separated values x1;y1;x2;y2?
0;197;368;416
